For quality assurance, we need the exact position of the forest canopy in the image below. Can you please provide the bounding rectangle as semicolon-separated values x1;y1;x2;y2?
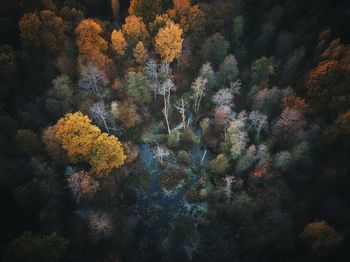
1;0;350;261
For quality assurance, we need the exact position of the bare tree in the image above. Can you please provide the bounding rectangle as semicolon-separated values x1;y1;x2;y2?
175;98;189;131
192;76;207;113
90;101;113;134
87;211;113;242
248;111;268;144
158;79;176;134
78;62;109;98
144;58;159;96
212;88;233;108
67;171;99;202
153;144;171;165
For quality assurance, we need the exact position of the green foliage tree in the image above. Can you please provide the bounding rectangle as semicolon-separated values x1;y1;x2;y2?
200;33;230;68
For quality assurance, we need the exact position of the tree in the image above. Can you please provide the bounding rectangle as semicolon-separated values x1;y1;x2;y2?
15;129;41;155
215;105;232;129
217;54;239;88
86;211;113;242
212;88;233;108
78;62;109;98
111;0;120;21
6;231;69;262
272;108;306;144
128;0;162;24
54;112;102;162
252;86;292;118
209;154;229;176
306;60;350;114
300;220;343;254
274;151;291;171
200;33;230;68
75;19;108;55
175;98;189;131
236;145;256;173
0;45;17;104
75;19;111;71
89;133;126;175
232;16;244;47
42;126;67;163
251;56;274;85
67;171;99;201
133;41;148;64
153;144;171;164
227;114;248;159
173;0;191;11
54;112;126;175
248;111;268;144
155;21;183;63
224;176;236;204
282;95;310;113
19;10;67;53
159;78;176;134
113;101;138;128
90;101;113;133
199;62;215;89
336;109;350;134
122;15;149;46
45;74;74;117
191;76;207;112
125;71;152;104
111;29;127;56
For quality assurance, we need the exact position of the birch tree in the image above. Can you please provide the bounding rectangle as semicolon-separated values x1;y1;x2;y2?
191;76;207;112
248;111;268;144
90;101;113;134
159;79;176;134
175;98;189;131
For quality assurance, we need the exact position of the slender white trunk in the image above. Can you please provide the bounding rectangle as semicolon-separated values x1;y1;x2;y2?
200;149;207;165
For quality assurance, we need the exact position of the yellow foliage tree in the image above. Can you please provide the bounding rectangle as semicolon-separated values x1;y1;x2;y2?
54;112;101;162
122;15;149;45
111;29;127;55
53;112;126;175
155;21;183;62
133;41;148;64
89;133;126;175
75;19;108;55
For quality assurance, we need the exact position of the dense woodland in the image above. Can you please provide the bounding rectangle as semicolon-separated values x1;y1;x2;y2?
1;0;350;261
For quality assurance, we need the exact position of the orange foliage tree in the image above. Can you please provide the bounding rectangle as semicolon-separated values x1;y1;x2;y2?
282;95;310;113
75;19;108;54
111;29;127;55
122;15;149;46
133;41;148;64
300;220;343;253
306;59;350;113
75;19;112;71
